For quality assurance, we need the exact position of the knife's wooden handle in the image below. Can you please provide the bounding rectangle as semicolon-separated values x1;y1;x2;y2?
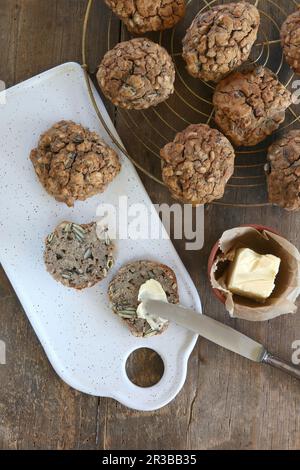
262;352;300;380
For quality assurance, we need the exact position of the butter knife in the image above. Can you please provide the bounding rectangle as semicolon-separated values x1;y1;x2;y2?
144;300;300;380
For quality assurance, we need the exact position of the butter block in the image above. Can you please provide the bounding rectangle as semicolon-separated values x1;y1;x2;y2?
137;279;168;332
227;248;281;302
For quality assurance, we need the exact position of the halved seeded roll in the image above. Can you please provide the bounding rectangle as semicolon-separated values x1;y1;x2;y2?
108;260;179;338
44;221;114;289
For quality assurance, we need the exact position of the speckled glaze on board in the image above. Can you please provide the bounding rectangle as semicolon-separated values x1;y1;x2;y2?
0;63;202;411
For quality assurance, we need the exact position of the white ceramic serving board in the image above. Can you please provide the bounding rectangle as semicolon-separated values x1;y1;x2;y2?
0;62;201;411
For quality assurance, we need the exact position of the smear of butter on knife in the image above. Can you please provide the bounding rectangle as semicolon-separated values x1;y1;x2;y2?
137;279;169;332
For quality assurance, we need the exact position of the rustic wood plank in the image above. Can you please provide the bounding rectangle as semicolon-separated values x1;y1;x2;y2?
0;295;101;450
0;0;116;451
0;0;300;450
0;266;14;300
99;0;300;450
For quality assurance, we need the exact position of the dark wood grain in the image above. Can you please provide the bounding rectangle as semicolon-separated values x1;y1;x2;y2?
0;0;300;450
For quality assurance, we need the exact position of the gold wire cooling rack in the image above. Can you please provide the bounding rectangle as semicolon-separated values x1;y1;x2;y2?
81;0;300;207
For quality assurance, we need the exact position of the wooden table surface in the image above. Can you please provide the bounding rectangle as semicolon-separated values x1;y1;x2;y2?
0;0;300;450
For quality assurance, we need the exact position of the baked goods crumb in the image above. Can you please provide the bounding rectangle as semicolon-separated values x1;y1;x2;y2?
266;130;300;211
104;0;185;34
160;123;235;205
44;222;114;289
213;66;292;147
97;38;175;110
30;121;121;207
108;260;179;337
182;2;260;82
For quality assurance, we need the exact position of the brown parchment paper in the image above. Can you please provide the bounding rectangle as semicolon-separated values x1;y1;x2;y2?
210;227;300;321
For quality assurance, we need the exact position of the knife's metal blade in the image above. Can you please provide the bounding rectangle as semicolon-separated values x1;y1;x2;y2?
145;300;266;363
